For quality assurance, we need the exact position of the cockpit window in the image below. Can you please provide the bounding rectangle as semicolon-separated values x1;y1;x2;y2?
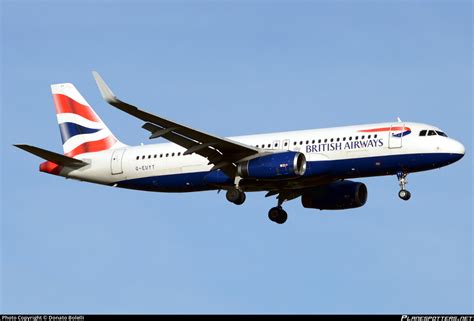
420;129;448;137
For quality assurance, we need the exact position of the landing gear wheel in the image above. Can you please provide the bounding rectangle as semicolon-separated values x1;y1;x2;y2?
396;172;411;201
398;189;411;201
234;192;246;205
268;207;280;222
275;209;288;224
226;189;246;205
268;207;288;224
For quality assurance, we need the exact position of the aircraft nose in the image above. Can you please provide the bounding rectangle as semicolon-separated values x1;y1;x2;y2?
449;139;465;162
452;140;465;155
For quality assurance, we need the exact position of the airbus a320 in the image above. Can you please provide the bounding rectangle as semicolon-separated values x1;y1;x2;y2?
16;72;465;224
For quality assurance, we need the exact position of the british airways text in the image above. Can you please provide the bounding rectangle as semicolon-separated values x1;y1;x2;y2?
306;139;384;153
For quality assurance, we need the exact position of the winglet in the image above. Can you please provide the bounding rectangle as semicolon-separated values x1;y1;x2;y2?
92;71;118;104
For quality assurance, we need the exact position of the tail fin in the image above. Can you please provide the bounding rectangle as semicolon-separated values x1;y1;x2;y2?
51;83;125;157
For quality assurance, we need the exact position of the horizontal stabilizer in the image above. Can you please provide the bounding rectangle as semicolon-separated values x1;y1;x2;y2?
14;144;89;167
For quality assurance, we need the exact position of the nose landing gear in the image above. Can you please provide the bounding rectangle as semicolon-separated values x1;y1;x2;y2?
397;172;411;201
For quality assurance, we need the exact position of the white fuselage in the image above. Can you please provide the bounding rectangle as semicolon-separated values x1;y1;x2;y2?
61;121;464;193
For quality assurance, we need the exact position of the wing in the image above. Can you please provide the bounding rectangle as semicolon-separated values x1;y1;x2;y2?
92;71;259;178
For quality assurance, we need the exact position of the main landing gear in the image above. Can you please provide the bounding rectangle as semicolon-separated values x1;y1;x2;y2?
268;197;288;224
225;187;290;224
268;206;288;224
226;188;246;205
397;172;411;201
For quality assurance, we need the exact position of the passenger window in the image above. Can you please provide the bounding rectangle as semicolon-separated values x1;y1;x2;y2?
142;156;145;159
330;138;334;142
293;142;297;146
318;139;321;144
419;130;427;136
136;156;139;160
374;134;378;139
166;153;169;157
274;143;278;147
343;137;346;141
336;138;340;142
305;140;309;144
299;141;303;145
312;140;315;144
284;142;288;147
361;135;365;139
160;154;163;158
267;144;271;148
178;152;181;156
428;130;436;136
355;136;358;140
324;139;328;143
349;137;352;141
154;154;157;158
368;135;371;139
148;155;151;159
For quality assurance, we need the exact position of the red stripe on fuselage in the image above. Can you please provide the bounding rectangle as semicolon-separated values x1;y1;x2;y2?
358;126;411;133
53;93;101;122
65;136;117;158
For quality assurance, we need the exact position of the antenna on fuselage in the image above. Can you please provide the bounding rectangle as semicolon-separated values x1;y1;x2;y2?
397;117;402;123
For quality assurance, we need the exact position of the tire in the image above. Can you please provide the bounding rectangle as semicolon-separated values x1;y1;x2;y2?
234;192;246;205
275;210;288;224
268;207;281;222
398;189;411;201
226;189;241;203
268;207;288;224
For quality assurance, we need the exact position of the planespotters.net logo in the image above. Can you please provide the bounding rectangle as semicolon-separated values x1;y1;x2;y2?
402;316;474;321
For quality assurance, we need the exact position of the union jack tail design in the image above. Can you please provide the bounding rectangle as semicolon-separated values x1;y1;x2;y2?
51;83;126;157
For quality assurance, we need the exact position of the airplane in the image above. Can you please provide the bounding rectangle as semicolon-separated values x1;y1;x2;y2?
15;72;465;224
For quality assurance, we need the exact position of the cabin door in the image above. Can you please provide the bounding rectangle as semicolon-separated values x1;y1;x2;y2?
111;149;126;175
388;124;404;149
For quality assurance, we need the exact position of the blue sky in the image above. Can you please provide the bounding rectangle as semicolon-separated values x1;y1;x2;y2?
1;0;472;314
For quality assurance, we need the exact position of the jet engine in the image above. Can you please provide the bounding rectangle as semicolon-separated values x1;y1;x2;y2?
237;151;306;179
301;180;368;210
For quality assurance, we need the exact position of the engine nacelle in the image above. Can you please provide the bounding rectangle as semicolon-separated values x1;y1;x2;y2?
237;152;306;179
301;181;368;210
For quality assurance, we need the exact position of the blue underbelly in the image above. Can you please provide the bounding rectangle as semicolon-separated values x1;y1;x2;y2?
115;153;462;192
